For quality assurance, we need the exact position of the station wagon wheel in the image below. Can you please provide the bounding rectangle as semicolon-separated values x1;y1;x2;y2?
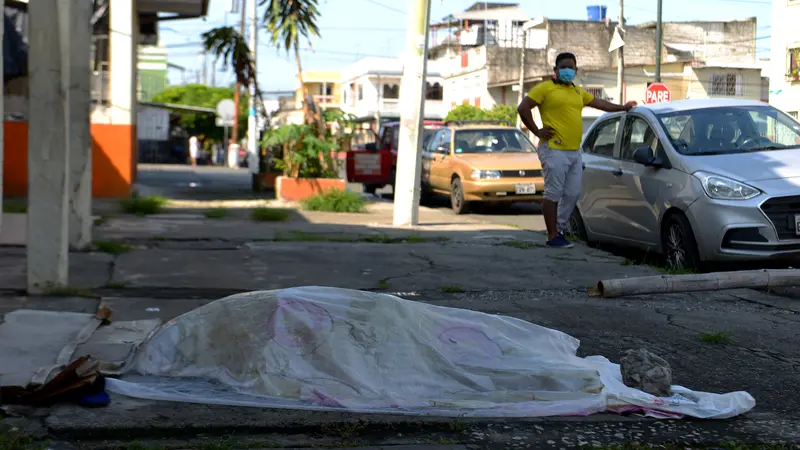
450;177;469;215
662;214;701;272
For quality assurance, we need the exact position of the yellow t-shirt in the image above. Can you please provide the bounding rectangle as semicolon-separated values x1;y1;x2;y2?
527;80;594;150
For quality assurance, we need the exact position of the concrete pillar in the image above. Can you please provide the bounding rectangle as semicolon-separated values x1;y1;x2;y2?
27;0;71;292
108;0;138;182
68;0;94;249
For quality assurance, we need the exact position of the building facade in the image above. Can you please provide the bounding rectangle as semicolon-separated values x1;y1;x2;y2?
137;45;169;102
769;0;800;118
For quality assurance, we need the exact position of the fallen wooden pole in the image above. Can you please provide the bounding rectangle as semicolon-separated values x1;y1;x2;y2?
597;269;800;298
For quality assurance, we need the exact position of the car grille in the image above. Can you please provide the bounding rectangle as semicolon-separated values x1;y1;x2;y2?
760;196;800;240
500;169;542;178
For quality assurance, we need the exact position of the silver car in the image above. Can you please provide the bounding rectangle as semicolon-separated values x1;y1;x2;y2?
570;99;800;270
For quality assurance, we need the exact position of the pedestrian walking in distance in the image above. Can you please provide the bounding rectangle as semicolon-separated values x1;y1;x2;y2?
517;52;637;248
189;135;199;167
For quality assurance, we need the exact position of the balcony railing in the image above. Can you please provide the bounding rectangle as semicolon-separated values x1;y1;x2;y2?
381;99;400;112
313;95;338;106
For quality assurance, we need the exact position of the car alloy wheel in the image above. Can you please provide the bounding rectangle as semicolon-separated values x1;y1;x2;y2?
662;214;700;272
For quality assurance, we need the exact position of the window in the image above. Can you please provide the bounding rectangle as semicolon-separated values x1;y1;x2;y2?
584;86;606;100
621;116;663;162
452;129;535;154
436;129;452;153
789;48;799;78
358;84;364;101
584;118;621;157
425;82;443;100
383;84;400;99
709;73;743;97
657;105;800;155
425;130;444;152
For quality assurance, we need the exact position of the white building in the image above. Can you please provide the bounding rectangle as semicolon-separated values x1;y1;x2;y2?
769;0;800;118
339;57;447;122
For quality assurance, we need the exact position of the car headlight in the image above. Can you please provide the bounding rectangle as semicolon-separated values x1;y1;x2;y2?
471;170;501;180
694;171;760;200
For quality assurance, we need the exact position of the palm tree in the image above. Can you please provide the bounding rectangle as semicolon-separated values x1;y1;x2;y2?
261;0;321;131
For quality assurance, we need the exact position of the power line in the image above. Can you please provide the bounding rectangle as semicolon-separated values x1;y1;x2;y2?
363;0;405;14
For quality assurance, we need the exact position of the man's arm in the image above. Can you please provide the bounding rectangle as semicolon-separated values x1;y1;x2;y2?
588;98;637;112
517;97;554;139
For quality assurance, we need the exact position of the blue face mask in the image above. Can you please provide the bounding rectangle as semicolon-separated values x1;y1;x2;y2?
557;68;576;83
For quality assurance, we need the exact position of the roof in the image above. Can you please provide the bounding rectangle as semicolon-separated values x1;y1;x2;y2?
139;101;216;114
453;5;528;22
638;98;768;114
465;2;519;12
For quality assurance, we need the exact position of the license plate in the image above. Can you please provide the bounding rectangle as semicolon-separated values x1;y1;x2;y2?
515;183;537;195
795;214;800;235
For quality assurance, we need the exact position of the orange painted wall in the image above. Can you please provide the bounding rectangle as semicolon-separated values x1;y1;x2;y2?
2;121;136;198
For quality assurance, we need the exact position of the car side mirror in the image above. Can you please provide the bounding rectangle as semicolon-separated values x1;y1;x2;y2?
436;145;449;154
633;146;661;167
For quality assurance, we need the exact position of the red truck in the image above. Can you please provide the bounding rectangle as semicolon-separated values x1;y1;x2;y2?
346;120;444;195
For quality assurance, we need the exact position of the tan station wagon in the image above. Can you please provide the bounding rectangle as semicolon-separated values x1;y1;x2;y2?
421;121;544;214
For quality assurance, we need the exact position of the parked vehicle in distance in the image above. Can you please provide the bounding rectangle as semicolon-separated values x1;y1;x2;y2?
346;120;444;195
571;98;800;270
421;120;543;214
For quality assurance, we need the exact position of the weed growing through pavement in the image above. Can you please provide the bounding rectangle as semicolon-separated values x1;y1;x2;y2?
502;240;538;249
105;281;130;289
120;195;167;216
204;208;227;219
2;202;26;213
250;207;291;222
302;189;366;213
440;285;466;294
94;240;133;255
699;331;733;344
38;283;98;299
377;279;390;290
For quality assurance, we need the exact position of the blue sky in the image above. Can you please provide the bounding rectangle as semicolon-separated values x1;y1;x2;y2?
161;0;773;92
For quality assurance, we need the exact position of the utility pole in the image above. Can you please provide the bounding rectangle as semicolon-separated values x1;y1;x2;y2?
201;50;208;85
616;0;625;103
516;30;526;128
232;0;245;145
247;0;258;174
392;0;432;227
655;0;663;82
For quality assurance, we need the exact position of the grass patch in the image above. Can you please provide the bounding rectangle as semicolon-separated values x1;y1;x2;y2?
440;285;466;294
38;283;98;299
377;279;390;290
275;231;443;244
659;265;696;275
0;424;45;450
2;202;27;214
302;189;366;213
120;195;167;216
501;240;538;249
94;216;111;226
699;331;733;344
94;240;133;255
250;207;291;222
204;208;228;219
105;281;130;289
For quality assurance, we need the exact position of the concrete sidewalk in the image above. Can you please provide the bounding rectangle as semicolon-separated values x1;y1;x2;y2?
2;200;800;449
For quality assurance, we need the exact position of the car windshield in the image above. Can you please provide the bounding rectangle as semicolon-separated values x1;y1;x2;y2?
656;106;800;156
391;127;440;149
453;129;536;154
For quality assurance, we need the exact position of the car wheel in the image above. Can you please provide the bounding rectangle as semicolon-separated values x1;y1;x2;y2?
662;213;701;272
450;177;469;215
566;208;591;244
364;184;379;196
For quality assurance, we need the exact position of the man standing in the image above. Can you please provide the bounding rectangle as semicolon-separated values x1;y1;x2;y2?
517;52;636;248
189;135;200;167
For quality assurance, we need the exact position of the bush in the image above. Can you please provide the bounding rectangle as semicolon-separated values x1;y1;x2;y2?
302;189;366;213
119;195;167;216
250;207;291;222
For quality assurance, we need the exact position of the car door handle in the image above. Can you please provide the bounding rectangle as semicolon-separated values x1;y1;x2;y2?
611;169;623;176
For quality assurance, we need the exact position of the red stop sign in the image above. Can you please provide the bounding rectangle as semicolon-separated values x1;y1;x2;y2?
645;83;671;104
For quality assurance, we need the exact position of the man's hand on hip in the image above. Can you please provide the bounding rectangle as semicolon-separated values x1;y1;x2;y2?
536;127;556;140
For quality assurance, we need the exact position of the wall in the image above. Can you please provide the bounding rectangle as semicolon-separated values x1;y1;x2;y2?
769;0;800;115
579;62;687;104
662;19;757;65
485;47;549;86
687;67;764;101
3;120;136;198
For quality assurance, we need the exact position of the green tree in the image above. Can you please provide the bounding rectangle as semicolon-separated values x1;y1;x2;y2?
262;0;321;130
444;104;516;125
152;84;248;144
